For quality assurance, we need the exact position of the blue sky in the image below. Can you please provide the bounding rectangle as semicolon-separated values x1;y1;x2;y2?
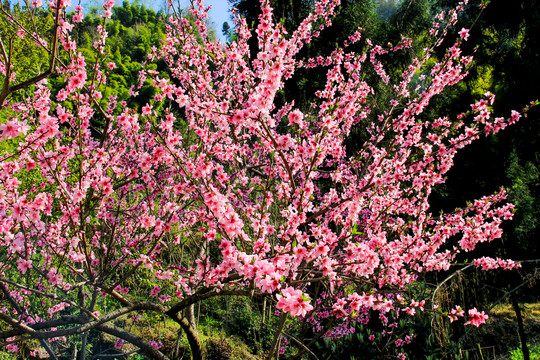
203;0;233;43
150;0;233;42
73;0;233;42
32;0;234;43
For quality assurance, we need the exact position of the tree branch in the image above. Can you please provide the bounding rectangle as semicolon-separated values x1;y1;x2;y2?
96;324;170;360
165;288;255;318
0;0;61;107
0;302;166;340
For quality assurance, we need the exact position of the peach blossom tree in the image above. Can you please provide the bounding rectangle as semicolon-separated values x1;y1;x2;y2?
0;0;525;358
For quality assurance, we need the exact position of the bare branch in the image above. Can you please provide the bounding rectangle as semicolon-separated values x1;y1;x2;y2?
96;324;170;360
0;302;166;340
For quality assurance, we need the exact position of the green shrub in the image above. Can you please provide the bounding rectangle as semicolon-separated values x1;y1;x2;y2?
509;343;540;360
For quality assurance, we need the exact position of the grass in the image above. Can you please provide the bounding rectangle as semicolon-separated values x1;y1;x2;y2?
491;303;540;321
489;303;540;360
508;343;540;360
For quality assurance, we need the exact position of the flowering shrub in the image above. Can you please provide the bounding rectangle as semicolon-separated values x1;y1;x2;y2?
0;0;527;358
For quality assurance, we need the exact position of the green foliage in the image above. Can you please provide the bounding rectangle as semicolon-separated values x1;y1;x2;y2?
509;343;540;360
0;3;54;106
469;64;494;98
0;352;16;360
506;151;540;249
0;4;53;80
200;297;275;355
66;1;165;112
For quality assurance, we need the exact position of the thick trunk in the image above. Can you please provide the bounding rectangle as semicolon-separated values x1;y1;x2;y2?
172;305;204;360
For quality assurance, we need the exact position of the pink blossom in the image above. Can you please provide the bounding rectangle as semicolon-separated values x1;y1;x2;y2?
276;287;314;317
458;28;470;41
47;268;62;286
148;340;162;349
142;104;153;116
6;342;18;353
0;119;29;139
449;306;465;323
150;286;161;297
72;5;84;22
159;295;172;303
288;109;305;128
141;215;156;229
16;259;32;274
114;339;124;350
464;308;488;327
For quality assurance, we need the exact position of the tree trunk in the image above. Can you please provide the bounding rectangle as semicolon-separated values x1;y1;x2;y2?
511;294;530;360
173;305;204;360
266;313;287;360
